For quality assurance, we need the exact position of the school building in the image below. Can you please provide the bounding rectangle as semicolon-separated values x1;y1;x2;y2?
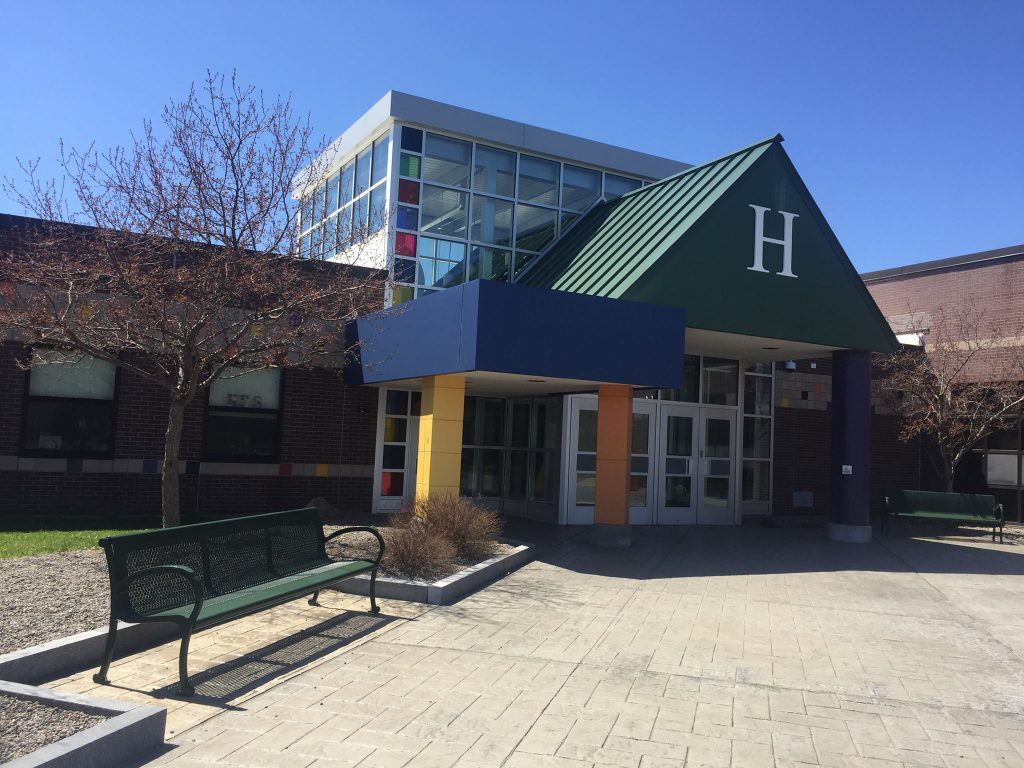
2;92;1016;539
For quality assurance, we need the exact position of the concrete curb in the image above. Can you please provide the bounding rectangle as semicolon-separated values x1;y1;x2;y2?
0;679;165;768
335;540;535;605
0;621;177;687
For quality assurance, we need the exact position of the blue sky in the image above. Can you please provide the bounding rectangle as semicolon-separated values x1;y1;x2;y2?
1;0;1021;271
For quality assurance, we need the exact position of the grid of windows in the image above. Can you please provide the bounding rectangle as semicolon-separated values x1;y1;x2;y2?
391;125;645;304
742;362;774;506
298;132;391;260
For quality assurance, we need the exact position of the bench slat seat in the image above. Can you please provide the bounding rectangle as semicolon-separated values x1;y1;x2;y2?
151;559;375;624
93;508;383;695
884;490;1003;543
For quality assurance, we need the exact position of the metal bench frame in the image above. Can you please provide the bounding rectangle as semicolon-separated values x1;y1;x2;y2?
92;508;384;695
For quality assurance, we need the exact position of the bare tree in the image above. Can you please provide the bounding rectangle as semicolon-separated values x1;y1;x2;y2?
877;304;1024;491
0;72;384;527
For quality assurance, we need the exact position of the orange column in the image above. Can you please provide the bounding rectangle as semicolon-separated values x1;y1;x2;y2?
595;383;633;527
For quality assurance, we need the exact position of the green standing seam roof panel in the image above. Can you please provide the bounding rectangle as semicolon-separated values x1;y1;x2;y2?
519;135;898;353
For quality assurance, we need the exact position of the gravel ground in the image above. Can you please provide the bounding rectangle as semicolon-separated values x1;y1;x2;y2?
0;530;514;655
0;693;107;762
0;549;110;655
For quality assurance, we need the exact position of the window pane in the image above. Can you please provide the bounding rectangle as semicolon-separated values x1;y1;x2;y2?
355;147;372;196
518;155;559;206
300;197;313;231
395;232;416;257
381;471;404;497
383;416;407;443
744;375;772;415
665;416;693;457
745;362;773;375
560;211;579;235
514;252;536;278
205;411;279;459
479;449;503;497
354;195;369;233
532;452;549;501
382;444;406;470
400;126;422;153
398;179;420;206
986;453;1018;486
394;257;416;284
23;400;113;454
631;413;649;455
468;246;510;282
420;185;468;238
369;184;387;233
311;183;323;224
562;164;601;211
392;285;414;304
743;460;771;502
629;475;647;507
471;195;514;247
665;476;691;507
372;134;390;185
30;353;115;400
480;398;505;446
510;401;530;447
604;174;641;199
578;409;597;453
423;133;471;188
396;205;418;231
473;144;516;197
575;473;596;505
385;389;408;415
326;172;340;215
702;358;739;406
662;354;700;403
210;368;281;409
322;216;338;259
515;204;557;252
340;162;355;206
400;153;421;179
743;416;771;459
508;450;528;500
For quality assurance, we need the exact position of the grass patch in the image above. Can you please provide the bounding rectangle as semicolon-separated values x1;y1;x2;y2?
0;529;146;559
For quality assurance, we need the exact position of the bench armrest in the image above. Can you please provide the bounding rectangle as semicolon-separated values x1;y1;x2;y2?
325;526;385;568
114;564;205;622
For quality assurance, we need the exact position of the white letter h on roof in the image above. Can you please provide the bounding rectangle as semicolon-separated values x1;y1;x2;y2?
748;204;798;278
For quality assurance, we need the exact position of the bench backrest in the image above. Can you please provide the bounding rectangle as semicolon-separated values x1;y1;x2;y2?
887;490;997;517
99;507;327;617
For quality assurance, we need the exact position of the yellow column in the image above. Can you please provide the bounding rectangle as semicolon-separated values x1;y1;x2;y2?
595;383;633;526
415;374;466;501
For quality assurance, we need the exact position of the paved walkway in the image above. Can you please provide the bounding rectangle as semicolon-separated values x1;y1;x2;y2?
56;526;1024;767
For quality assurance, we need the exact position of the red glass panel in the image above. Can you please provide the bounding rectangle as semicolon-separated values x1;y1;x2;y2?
398;179;420;205
381;471;404;497
395;232;416;257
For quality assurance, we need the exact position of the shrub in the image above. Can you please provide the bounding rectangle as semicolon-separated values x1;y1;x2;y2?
382;510;456;580
416;495;503;561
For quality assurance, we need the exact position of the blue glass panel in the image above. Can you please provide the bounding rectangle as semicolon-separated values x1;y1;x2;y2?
401;126;423;153
393;258;416;284
396;205;418;231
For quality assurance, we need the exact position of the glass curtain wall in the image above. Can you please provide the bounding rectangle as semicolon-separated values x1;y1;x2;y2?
391;125;645;304
298;131;392;260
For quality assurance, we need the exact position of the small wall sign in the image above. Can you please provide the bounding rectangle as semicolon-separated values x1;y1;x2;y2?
842;464;853;475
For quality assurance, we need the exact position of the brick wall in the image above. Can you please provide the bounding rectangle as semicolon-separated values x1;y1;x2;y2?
0;340;378;527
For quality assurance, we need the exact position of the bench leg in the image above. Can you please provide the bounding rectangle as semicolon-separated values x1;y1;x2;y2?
92;615;118;685
177;623;196;697
369;568;380;615
308;590;320;606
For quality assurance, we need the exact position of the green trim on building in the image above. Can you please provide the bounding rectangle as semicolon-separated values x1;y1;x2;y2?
521;136;898;353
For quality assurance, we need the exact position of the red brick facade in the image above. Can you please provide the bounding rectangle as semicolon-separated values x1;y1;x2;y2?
0;341;378;527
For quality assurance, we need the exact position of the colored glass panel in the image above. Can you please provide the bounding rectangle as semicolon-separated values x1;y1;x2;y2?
396;205;418;231
395;232;416;257
393;257;416;284
381;471;404;497
398;179;420;205
400;153;421;178
400;126;423;153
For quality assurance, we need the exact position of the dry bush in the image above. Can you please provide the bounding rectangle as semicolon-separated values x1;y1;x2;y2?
417;495;503;561
382;510;456;580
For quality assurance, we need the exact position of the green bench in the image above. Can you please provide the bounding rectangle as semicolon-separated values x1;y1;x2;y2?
93;507;383;695
884;490;1004;543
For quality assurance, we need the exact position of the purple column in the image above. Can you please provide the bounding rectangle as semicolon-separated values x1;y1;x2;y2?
829;349;873;542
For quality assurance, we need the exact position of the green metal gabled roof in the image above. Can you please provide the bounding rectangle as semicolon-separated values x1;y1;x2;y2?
520;135;781;296
518;134;898;353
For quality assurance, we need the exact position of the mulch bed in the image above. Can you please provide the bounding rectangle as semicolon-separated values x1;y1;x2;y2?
0;693;107;762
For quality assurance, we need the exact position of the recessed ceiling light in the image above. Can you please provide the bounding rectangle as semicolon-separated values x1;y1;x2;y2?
762;346;780;350
527;379;546;383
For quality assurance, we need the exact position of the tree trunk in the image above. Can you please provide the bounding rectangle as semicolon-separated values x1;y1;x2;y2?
943;458;956;493
162;397;187;527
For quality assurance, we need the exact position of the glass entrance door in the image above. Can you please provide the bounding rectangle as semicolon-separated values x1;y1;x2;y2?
696;408;737;524
655;404;697;524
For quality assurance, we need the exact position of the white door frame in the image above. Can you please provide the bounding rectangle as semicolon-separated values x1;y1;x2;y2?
654;402;699;524
695;406;739;525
